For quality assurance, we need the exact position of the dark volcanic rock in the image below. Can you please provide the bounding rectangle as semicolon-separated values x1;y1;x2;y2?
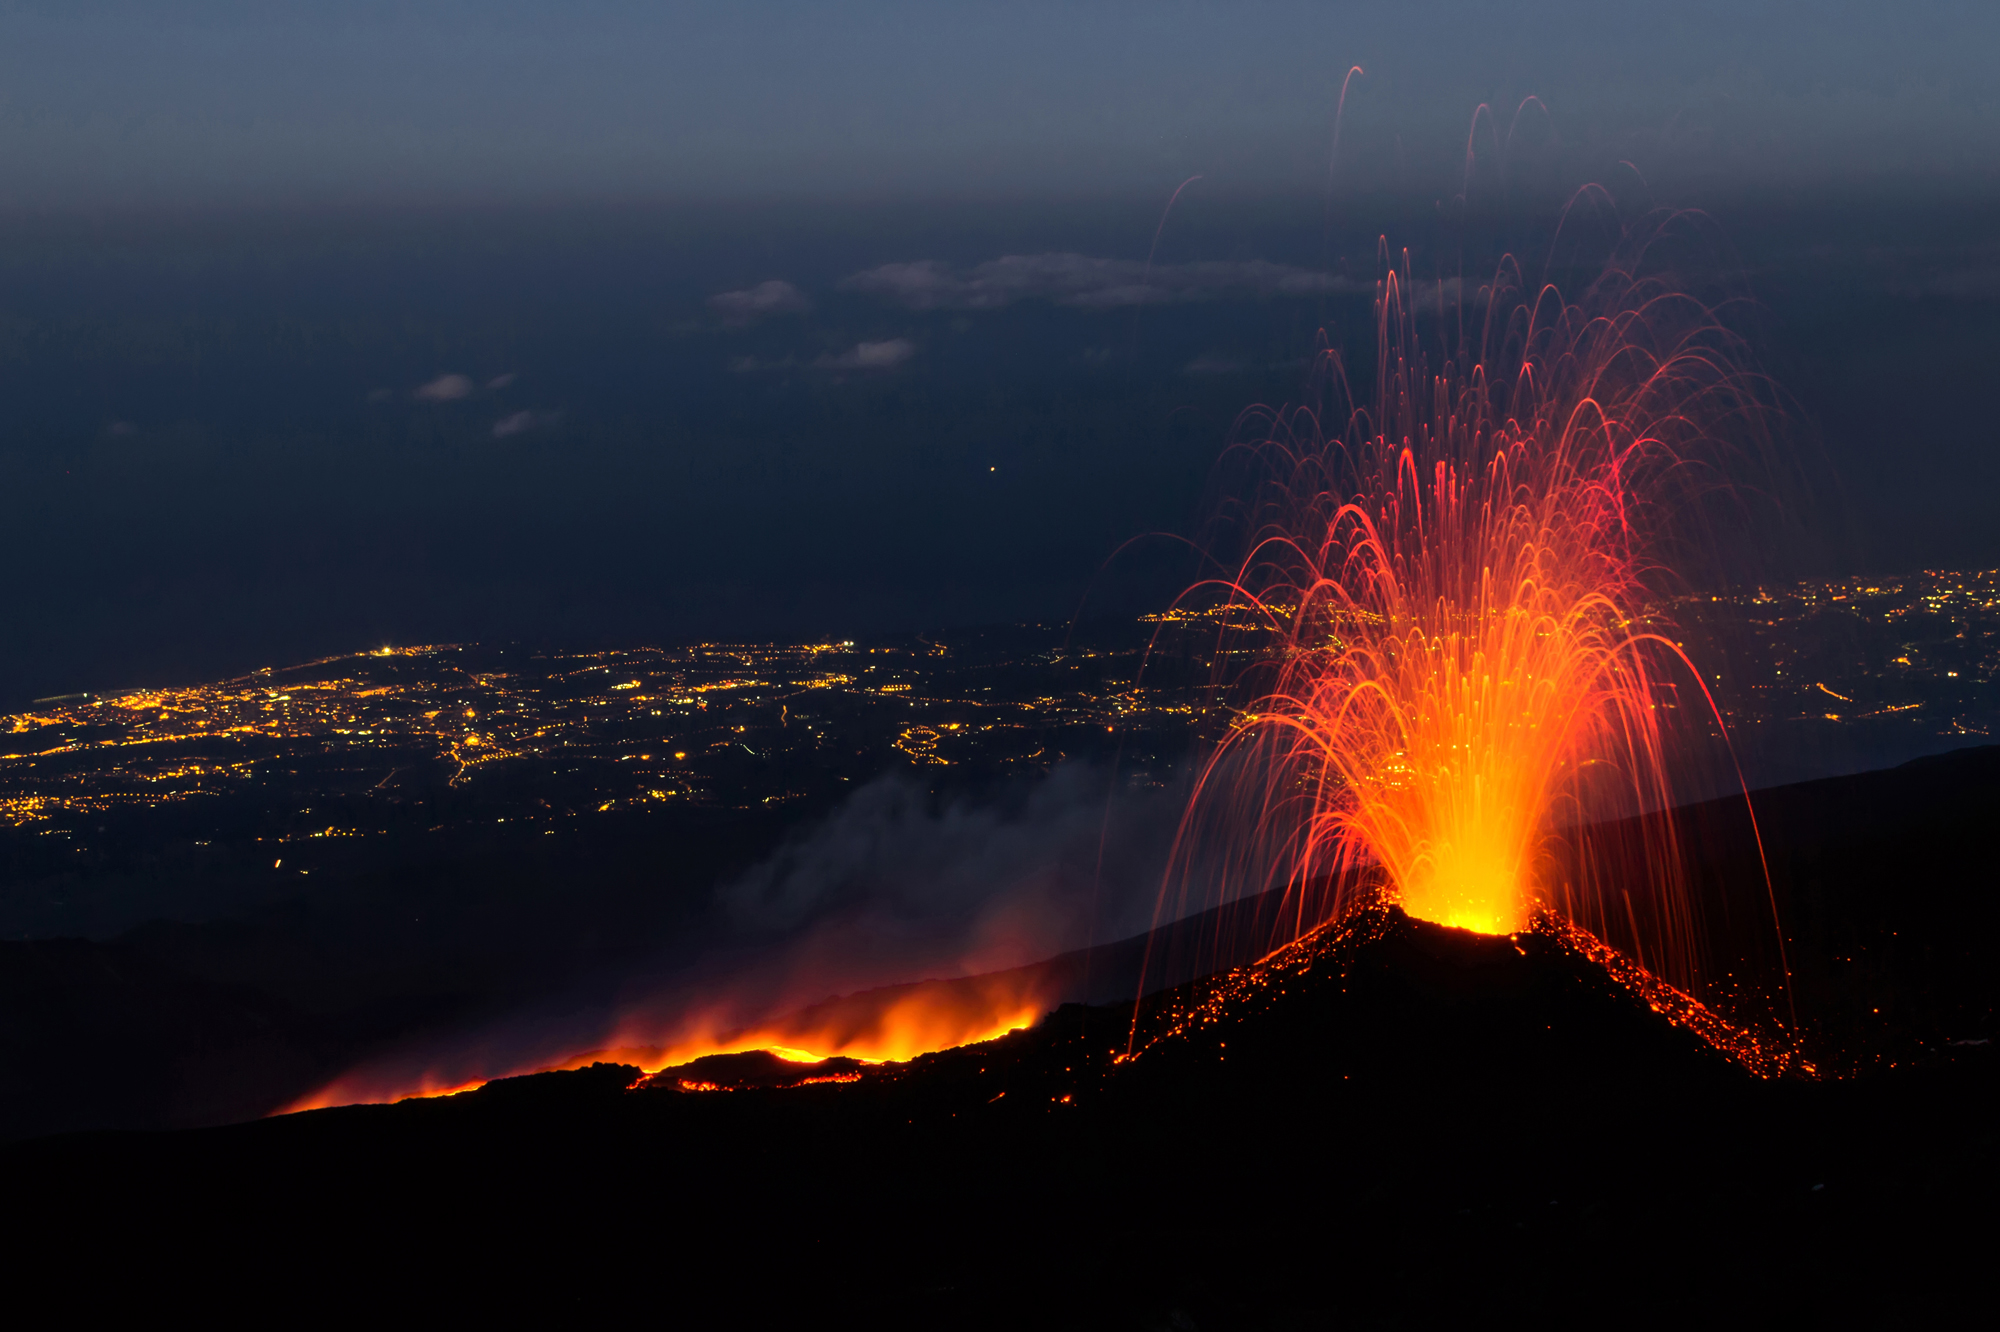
638;1048;866;1090
6;745;1996;1147
0;937;332;1140
1690;744;2000;1062
5;748;1998;1319
8;898;1993;1326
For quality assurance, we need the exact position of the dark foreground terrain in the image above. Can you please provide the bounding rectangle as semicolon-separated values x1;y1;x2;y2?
11;921;1997;1323
10;748;2000;1325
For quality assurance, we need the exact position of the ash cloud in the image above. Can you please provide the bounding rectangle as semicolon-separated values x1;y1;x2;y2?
302;762;1187;1105
597;762;1186;1048
717;764;1176;984
842;253;1354;311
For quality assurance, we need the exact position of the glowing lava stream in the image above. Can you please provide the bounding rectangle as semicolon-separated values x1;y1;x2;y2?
1167;223;1785;995
283;969;1054;1110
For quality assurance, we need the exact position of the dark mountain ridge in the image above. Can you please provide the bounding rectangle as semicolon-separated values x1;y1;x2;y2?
11;875;1993;1323
4;744;1997;1146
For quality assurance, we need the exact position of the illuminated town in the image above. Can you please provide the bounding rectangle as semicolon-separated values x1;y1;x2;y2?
2;570;1995;883
0;621;1212;881
1684;568;2000;739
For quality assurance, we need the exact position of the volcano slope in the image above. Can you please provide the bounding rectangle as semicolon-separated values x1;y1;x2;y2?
10;748;2000;1325
11;911;1994;1324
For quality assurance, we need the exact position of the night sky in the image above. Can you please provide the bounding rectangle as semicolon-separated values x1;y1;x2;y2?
2;1;1997;704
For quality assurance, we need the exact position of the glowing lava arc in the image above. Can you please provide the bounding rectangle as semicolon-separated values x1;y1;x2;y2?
1167;224;1782;995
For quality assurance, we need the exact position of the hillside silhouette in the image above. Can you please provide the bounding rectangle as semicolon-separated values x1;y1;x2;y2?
11;766;1996;1323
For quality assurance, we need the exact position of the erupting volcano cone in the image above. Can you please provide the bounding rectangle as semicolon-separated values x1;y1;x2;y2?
1167;223;1788;1003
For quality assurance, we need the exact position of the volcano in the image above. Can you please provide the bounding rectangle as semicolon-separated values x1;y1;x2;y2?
11;772;1995;1326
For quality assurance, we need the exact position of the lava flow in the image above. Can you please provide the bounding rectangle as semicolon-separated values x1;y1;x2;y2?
1167;218;1783;998
582;966;1055;1077
284;959;1057;1111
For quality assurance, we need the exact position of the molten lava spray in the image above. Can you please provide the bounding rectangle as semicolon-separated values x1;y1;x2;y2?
1171;223;1780;994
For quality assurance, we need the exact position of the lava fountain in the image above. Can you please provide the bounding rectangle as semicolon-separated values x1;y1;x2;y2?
1167;217;1782;994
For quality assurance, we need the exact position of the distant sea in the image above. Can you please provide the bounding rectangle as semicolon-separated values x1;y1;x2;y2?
1;189;1994;709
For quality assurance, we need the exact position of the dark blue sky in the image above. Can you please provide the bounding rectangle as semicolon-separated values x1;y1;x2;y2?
1;1;1995;208
0;3;1997;704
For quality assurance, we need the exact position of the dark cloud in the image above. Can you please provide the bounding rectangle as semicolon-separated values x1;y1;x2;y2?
1182;352;1246;376
842;253;1354;311
1887;258;2000;301
413;373;474;402
815;338;915;371
708;279;812;325
492;409;560;438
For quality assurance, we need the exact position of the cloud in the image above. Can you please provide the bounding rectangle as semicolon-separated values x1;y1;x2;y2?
815;338;915;371
1182;352;1245;376
728;354;797;373
414;373;475;401
1886;258;2000;300
492;409;560;438
1405;275;1472;315
842;253;1354;311
486;372;517;390
708;279;812;325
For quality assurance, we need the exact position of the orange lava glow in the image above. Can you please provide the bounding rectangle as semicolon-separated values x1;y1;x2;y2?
284;965;1055;1112
588;969;1053;1073
1172;226;1777;985
1538;911;1811;1079
396;1078;489;1102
